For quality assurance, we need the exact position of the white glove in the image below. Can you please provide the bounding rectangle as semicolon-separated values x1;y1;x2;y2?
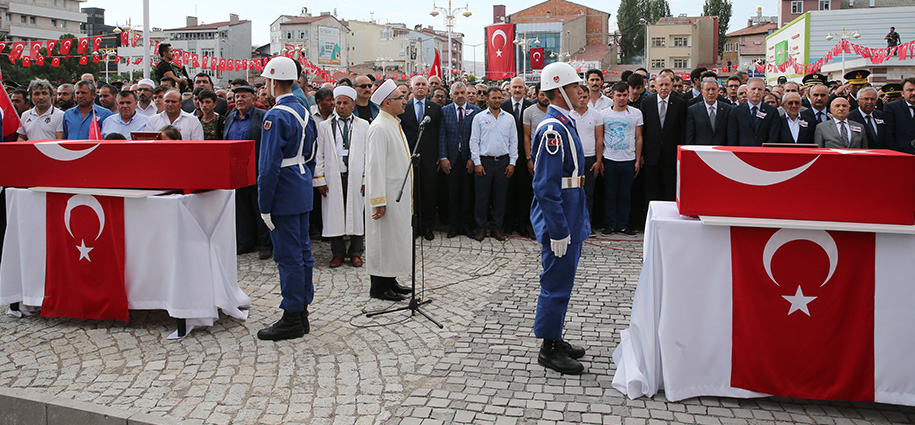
550;235;571;258
261;213;275;231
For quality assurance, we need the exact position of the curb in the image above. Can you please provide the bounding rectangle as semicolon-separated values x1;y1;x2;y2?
0;387;183;425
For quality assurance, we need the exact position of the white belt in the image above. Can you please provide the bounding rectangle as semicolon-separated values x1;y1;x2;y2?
561;176;585;189
273;104;313;174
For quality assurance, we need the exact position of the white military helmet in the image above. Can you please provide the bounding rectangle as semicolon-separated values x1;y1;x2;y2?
263;57;298;81
540;62;582;91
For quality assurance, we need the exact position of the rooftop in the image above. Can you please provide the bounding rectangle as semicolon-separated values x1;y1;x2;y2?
164;20;249;31
726;22;777;37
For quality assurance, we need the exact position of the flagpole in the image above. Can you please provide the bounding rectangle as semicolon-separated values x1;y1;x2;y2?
143;0;150;80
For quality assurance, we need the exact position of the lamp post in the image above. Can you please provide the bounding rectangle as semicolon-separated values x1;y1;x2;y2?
376;57;392;78
430;0;471;83
825;27;860;79
466;42;482;77
513;34;540;77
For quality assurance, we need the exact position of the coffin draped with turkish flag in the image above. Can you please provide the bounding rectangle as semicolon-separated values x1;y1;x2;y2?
677;146;915;225
0;139;255;321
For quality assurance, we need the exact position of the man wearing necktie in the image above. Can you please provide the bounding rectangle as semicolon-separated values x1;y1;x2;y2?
849;87;885;149
881;77;915;154
314;86;369;268
639;74;685;204
439;82;482;239
501;77;534;237
726;78;779;146
399;75;443;241
814;97;867;149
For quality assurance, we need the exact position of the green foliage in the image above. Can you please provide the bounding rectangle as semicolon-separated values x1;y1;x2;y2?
702;0;733;59
0;34;114;86
617;0;672;64
466;74;477;83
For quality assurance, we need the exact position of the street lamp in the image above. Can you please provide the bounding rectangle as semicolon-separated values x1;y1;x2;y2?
95;50;117;83
430;0;471;83
513;35;540;76
825;27;860;78
465;42;483;77
376;57;393;78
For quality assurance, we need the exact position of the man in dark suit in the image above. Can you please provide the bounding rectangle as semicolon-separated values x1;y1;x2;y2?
500;76;534;236
223;86;270;258
640;74;686;203
849;86;886;149
778;92;817;144
727;78;780;146
884;77;915;154
682;67;707;101
439;82;481;238
399;75;443;240
685;78;731;146
181;72;228;115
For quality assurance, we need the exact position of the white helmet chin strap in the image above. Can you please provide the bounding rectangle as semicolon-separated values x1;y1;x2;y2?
558;85;575;113
267;79;275;98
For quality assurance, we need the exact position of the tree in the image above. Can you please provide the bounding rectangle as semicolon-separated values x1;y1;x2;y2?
703;0;733;60
617;0;672;64
0;34;108;86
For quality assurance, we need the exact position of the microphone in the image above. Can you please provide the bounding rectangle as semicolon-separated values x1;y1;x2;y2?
419;115;432;128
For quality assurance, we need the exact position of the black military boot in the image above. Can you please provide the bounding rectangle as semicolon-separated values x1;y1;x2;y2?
301;306;310;335
257;310;305;341
560;340;586;359
538;339;584;375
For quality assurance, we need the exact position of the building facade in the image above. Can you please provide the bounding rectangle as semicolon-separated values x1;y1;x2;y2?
724;21;777;75
778;0;911;27
4;0;87;41
645;15;719;74
270;13;349;73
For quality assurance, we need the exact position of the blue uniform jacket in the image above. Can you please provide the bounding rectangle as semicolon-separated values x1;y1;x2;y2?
530;105;590;245
258;95;317;216
438;102;481;162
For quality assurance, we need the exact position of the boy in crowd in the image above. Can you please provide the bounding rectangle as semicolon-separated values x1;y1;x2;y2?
600;82;642;235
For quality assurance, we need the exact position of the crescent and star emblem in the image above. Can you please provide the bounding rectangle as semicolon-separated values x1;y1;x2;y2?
491;29;506;58
689;146;818;186
533;52;542;61
64;195;106;262
761;229;838;317
35;142;99;161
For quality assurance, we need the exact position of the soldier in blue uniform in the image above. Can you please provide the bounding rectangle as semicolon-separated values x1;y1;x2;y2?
530;62;591;374
257;56;319;341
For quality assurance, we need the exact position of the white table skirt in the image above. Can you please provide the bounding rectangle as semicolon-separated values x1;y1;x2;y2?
612;202;915;406
0;188;249;327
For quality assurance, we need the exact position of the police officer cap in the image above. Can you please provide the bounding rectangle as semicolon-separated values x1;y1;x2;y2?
802;73;827;86
844;69;870;85
333;86;357;101
777;76;788;84
370;79;398;105
2;80;18;90
882;83;902;96
233;85;256;94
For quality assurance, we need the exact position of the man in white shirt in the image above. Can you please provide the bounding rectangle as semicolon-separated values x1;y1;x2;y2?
571;83;603;235
470;87;518;241
102;90;150;139
601;82;643;235
585;69;613;112
144;89;204;140
134;79;158;117
16;79;64;141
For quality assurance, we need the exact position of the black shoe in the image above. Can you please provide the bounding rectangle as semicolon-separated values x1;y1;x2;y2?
370;290;406;301
301;307;310;335
258;249;272;260
257;310;306;341
559;340;586;359
423;229;434;241
237;247;254;255
538;339;584;375
516;226;531;238
620;228;637;236
465;229;476;239
492;230;507;241
474;231;486;241
447;228;458;238
602;228;616;235
390;281;413;295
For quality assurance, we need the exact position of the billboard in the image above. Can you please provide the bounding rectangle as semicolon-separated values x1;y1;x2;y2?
318;26;341;65
765;13;809;83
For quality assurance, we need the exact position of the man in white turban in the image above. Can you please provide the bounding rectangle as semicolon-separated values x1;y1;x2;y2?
364;80;414;301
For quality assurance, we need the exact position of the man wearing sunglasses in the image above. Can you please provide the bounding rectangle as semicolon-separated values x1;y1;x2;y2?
135;79;158;117
352;74;379;123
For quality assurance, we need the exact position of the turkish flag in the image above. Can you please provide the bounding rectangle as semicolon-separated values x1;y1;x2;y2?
132;32;142;47
0;42;7;54
211;58;218;71
35;56;44;66
486;24;515;80
218;58;226;71
29;41;42;59
427;48;441;79
21;57;30;67
530;47;545;69
202;56;209;68
60;38;73;55
730;227;875;401
79;56;88;65
120;31;129;46
9;42;25;63
42;193;128;321
92;36;102;52
191;54;199;68
88;114;102;140
134;57;143;65
77;37;89;54
227;59;235;71
46;40;57;55
51;57;60;67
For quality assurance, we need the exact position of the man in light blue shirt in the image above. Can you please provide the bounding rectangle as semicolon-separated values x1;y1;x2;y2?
62;80;114;139
102;90;149;139
469;86;518;241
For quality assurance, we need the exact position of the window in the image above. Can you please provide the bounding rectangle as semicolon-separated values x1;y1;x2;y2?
29;17;35;25
51;19;56;27
791;1;803;14
201;48;214;57
651;59;665;69
298;30;307;39
673;58;689;69
285;31;293;39
724;42;732;53
651;37;665;47
819;0;830;10
61;20;66;28
20;15;25;24
673;37;688;47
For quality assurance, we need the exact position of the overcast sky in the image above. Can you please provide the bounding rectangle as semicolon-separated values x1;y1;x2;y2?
85;0;778;50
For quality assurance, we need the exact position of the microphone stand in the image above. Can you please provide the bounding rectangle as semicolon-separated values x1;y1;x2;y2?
366;116;443;328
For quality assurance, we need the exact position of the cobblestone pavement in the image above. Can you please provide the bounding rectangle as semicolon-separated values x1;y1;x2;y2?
1;231;913;424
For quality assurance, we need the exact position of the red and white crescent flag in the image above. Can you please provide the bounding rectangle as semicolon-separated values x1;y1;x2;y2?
132;32;142;47
427;48;441;79
0;42;7;55
9;42;26;63
92;36;102;52
731;227;875;401
191;54;199;68
29;41;42;59
120;31;129;46
486;24;515;80
21;56;30;67
35;56;45;66
88;113;102;140
77;37;89;54
51;57;61;67
0;64;21;137
60;38;73;55
211;58;219;71
134;57;143;65
530;47;545;70
42;193;128;321
227;59;235;71
202;56;209;68
46;40;57;55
